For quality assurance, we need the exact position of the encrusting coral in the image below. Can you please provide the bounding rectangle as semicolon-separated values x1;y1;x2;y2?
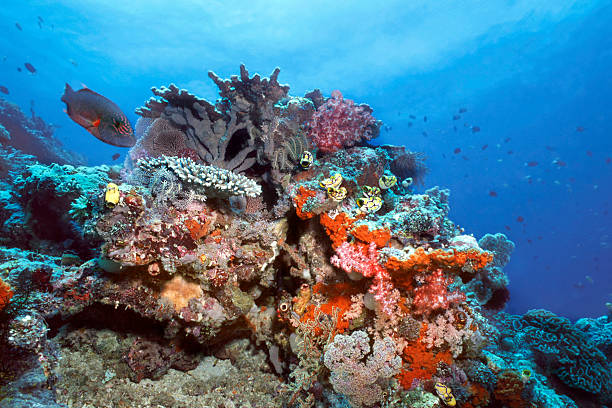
0;65;606;408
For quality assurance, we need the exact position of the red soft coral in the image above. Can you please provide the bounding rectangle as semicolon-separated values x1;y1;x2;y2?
412;269;465;316
307;90;380;153
331;242;398;315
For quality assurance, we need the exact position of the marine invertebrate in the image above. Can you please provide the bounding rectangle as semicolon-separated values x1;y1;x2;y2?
331;241;399;315
307;90;381;153
323;330;401;407
412;269;466;316
160;275;203;312
498;309;611;397
478;233;515;268
136;155;261;198
493;369;528;408
398;326;454;389
293;186;318;220
390;150;428;185
0;277;13;311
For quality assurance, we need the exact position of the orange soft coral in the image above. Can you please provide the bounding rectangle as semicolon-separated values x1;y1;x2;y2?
300;282;361;336
320;211;357;248
351;224;391;248
184;218;210;240
0;277;13;312
397;324;453;389
387;247;492;274
293;186;318;220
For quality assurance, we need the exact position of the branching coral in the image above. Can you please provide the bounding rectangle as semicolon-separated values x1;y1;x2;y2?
137;155;261;198
307;90;381;153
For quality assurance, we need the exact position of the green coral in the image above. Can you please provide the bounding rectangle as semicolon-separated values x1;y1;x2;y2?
68;194;91;224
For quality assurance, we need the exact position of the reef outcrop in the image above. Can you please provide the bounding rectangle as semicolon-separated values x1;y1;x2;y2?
0;66;608;408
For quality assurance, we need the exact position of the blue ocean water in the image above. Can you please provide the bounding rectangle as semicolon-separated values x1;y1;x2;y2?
0;0;610;320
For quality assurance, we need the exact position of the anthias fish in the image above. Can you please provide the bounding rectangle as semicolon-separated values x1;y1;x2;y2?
0;86;8;95
61;83;135;147
24;62;36;73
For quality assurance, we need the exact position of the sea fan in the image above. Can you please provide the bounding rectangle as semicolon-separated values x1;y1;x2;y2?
390;151;428;185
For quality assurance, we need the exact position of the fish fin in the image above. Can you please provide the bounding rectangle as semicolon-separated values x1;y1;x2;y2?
77;87;105;98
92;118;100;127
61;83;74;104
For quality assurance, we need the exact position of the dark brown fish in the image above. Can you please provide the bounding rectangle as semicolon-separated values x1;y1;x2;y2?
459;108;467;113
61;83;135;147
454;147;461;154
112;153;120;160
15;23;22;31
452;114;460;120
481;144;488;150
0;86;8;95
526;161;538;167
24;62;36;73
489;191;497;197
576;126;585;132
471;126;480;133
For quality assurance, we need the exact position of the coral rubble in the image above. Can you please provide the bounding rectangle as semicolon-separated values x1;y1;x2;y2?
0;65;609;408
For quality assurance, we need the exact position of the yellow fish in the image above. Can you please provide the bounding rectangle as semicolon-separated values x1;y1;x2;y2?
300;151;313;169
320;173;343;189
362;185;381;198
378;175;397;190
521;368;532;383
327;186;347;202
357;196;382;213
105;183;120;206
401;177;414;188
434;383;456;407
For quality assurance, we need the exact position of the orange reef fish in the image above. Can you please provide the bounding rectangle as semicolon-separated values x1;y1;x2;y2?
61;83;135;147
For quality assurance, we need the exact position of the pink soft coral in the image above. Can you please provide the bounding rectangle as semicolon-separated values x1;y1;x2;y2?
308;90;380;153
331;242;398;315
412;269;466;315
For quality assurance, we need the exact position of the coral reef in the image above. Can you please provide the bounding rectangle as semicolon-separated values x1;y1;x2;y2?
0;65;607;408
0;97;85;165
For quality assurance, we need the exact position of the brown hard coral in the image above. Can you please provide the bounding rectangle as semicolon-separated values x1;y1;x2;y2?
493;369;528;408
